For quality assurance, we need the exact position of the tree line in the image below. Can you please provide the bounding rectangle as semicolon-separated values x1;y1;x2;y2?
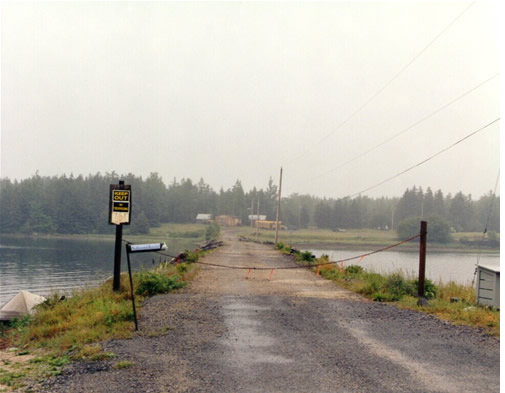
0;173;499;236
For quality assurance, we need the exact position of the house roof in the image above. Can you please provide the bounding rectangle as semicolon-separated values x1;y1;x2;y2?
248;215;267;220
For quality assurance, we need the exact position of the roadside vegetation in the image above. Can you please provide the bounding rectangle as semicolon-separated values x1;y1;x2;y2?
245;227;498;252
276;242;499;336
0;254;206;391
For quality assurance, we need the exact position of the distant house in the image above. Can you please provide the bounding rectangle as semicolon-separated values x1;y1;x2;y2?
256;220;286;230
215;215;242;227
196;214;213;224
248;214;267;225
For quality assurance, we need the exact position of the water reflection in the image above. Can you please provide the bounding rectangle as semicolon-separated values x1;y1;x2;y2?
0;236;198;305
308;248;500;284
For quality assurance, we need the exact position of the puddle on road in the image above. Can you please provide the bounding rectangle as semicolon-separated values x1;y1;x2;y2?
220;298;293;365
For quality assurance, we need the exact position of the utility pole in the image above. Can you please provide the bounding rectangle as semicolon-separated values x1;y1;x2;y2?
274;167;283;244
391;207;395;231
255;198;260;241
250;198;254;228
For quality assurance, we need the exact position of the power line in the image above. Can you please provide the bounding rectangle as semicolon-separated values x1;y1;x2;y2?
311;73;498;181
283;1;475;167
344;118;500;198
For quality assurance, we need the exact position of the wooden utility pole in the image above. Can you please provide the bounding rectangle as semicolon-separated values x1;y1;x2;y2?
250;198;254;228
274;167;283;244
255;198;260;241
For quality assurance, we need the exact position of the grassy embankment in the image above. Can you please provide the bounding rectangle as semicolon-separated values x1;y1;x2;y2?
237;227;499;253
275;242;499;337
1;223;212;244
0;223;217;392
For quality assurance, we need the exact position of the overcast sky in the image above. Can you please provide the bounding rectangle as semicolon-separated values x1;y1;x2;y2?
0;1;500;199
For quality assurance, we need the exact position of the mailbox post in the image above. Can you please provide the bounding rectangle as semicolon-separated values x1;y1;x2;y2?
125;242;167;330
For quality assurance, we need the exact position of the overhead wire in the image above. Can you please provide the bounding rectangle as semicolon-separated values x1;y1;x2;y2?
282;1;476;167
310;73;498;182
343;117;500;198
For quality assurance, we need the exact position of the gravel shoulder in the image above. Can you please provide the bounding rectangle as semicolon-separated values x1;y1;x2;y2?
41;229;499;393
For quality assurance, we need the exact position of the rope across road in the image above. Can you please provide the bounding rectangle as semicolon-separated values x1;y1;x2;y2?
172;233;422;271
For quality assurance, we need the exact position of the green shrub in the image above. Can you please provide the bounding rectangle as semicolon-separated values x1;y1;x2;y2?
177;263;189;274
299;251;315;263
205;222;220;240
345;265;364;275
385;274;413;301
135;272;185;297
396;215;452;243
276;242;285;250
413;278;437;299
359;273;387;297
184;250;202;263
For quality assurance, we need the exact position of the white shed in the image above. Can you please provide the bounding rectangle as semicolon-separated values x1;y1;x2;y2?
476;264;500;308
196;214;212;223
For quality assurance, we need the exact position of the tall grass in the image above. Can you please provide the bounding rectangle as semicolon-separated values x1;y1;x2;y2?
316;262;499;336
10;265;192;355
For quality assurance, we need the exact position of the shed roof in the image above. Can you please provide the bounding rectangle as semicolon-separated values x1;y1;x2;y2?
248;215;267;220
196;214;212;220
477;264;500;273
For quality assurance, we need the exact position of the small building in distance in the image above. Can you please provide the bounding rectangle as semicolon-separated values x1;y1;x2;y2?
196;213;213;224
256;220;287;230
248;214;267;226
215;215;242;227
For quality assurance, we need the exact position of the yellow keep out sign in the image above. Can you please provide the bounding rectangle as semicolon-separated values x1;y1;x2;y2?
109;185;131;225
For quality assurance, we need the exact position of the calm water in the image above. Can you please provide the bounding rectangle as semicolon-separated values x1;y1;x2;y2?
1;236;500;306
0;236;199;306
307;247;500;285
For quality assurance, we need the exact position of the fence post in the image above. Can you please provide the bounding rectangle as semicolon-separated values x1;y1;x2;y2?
418;221;428;302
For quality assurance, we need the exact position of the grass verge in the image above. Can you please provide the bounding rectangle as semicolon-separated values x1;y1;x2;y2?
277;242;499;337
0;256;203;391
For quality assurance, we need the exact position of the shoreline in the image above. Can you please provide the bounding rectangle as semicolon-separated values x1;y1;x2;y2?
0;230;499;254
293;241;499;254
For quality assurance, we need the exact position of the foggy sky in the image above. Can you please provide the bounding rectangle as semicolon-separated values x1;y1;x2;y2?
0;1;500;199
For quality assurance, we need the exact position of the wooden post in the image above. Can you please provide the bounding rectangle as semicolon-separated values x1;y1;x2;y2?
112;180;125;292
274;167;283;245
418;221;427;299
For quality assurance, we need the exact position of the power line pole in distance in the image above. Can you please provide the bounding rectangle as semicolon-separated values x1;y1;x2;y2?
274;167;283;244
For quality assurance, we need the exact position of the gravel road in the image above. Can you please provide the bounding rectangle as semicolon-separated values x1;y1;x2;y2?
41;230;499;393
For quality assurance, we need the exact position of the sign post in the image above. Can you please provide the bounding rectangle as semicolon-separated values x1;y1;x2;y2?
109;181;132;292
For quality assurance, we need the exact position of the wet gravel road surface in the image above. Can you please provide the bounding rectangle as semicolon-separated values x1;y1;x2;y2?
42;231;499;393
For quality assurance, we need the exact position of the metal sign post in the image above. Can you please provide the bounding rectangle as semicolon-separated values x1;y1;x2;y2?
125;243;167;331
109;181;132;292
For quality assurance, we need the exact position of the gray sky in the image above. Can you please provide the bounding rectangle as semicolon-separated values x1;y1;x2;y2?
0;1;500;199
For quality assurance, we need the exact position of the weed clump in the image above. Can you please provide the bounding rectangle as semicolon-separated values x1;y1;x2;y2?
135;272;185;297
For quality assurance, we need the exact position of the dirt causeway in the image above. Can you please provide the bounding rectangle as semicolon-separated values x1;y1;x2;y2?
41;230;499;393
